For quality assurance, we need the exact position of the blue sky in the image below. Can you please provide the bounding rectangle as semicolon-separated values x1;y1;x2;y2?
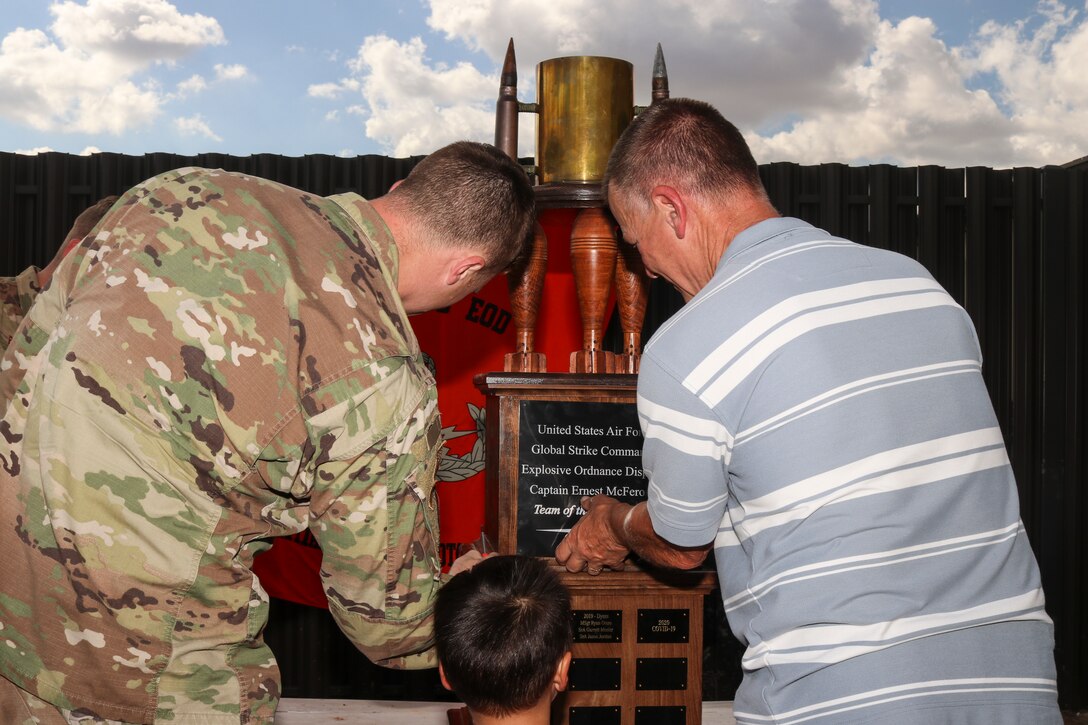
1;0;1085;167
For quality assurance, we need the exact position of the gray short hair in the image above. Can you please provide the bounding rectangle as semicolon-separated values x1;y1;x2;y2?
605;98;767;210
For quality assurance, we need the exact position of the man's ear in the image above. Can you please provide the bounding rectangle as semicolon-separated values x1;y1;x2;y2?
553;651;573;694
445;255;486;285
439;662;454;692
650;185;687;240
389;179;404;191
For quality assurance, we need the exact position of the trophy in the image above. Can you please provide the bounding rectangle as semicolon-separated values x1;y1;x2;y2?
478;42;715;725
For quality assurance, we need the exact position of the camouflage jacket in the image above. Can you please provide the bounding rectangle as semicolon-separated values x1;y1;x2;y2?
0;169;444;724
0;265;41;349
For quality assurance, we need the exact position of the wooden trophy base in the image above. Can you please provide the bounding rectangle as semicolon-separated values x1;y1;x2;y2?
570;349;617;374
554;566;716;725
614;353;640;374
505;351;548;373
474;373;718;725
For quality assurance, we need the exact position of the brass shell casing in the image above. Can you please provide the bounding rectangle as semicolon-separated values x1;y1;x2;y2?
535;56;634;184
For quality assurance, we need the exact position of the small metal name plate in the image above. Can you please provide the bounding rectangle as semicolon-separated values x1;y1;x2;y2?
635;706;687;725
570;706;622;725
568;658;622;691
636;657;688;691
637;608;689;644
572;609;622;643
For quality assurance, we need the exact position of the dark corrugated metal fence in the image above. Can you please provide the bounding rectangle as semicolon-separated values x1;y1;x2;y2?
1;152;1084;709
0;151;424;273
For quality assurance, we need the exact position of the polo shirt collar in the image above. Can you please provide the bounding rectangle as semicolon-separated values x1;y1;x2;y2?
718;216;813;271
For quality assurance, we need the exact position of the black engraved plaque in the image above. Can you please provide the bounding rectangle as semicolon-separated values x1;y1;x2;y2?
516;400;647;556
570;706;622;725
635;706;687;725
568;658;622;691
572;609;622;643
637;608;690;643
636;658;688;691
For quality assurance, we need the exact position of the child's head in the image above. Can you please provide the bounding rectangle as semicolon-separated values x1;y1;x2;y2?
436;555;572;718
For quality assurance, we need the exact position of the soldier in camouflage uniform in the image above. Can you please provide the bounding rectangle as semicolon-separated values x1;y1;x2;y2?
0;141;535;724
1;196;119;351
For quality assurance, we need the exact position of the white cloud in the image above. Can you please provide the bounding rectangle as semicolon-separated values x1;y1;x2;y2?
324;110;340;121
0;27;162;133
308;82;347;100
0;0;226;135
15;144;100;155
313;34;498;156
174;64;245;102
175;114;222;142
177;74;207;95
314;0;1087;167
51;0;224;63
963;0;1088;165
749;16;1015;166
749;4;1088;167
424;0;881;126
214;63;248;81
314;0;882;158
337;148;355;157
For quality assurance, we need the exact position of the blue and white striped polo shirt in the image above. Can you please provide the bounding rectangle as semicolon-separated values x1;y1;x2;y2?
639;217;1060;724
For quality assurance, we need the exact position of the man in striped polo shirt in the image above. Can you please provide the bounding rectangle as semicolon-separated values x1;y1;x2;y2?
556;99;1060;724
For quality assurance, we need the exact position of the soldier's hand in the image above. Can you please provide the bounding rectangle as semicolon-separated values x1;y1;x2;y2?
555;496;631;575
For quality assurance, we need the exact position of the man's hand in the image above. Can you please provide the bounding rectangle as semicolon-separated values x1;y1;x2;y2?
557;497;713;574
555;495;631;575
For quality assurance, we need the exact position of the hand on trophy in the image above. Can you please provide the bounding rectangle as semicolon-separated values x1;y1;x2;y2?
555;495;631;575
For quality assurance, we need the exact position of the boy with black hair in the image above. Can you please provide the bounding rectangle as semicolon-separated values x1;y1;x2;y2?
436;555;573;725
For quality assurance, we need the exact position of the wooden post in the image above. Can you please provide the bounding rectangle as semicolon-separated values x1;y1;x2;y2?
613;242;648;374
570;208;618;373
504;222;549;372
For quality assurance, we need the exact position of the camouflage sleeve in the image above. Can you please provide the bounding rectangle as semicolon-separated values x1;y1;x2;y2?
0;266;40;350
0;263;69;412
0;276;19;350
14;265;41;314
305;358;444;670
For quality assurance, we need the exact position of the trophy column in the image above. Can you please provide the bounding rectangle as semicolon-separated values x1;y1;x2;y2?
504;222;549;373
614;238;649;374
569;208;618;373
